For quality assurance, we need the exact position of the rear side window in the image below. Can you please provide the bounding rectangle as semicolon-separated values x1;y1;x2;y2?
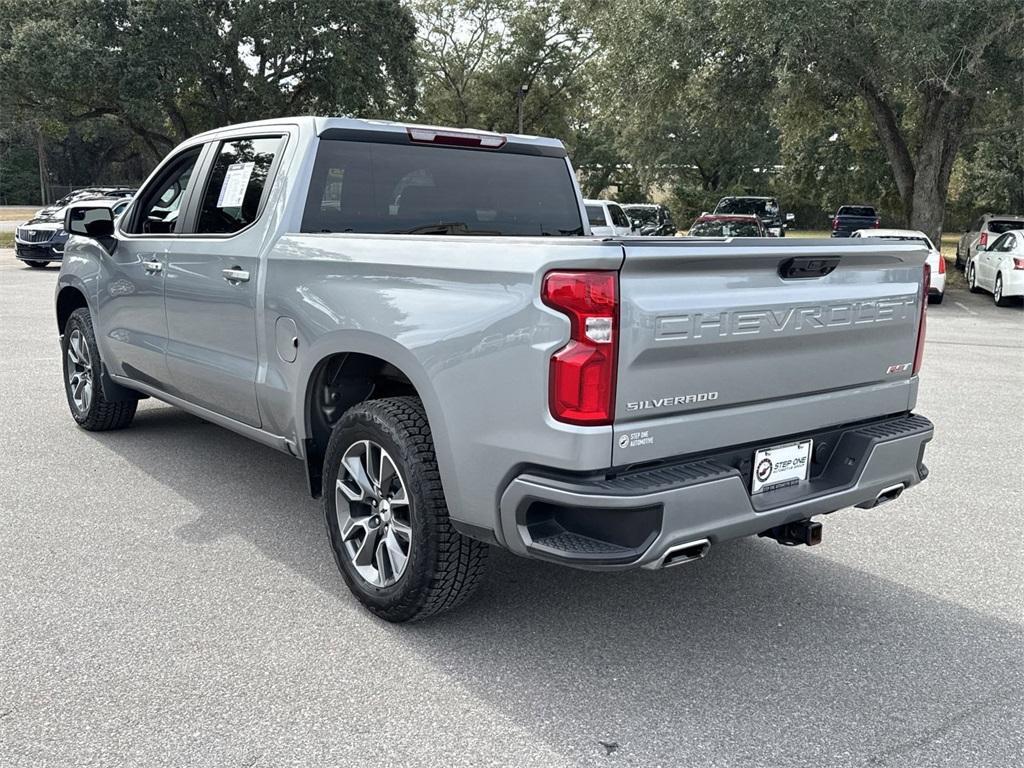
988;219;1024;235
837;206;876;217
195;136;283;234
302;140;583;236
586;205;606;226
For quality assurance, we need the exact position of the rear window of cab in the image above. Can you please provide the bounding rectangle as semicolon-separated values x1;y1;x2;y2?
302;139;584;237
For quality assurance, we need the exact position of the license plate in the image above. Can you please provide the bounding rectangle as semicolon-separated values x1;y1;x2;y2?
752;439;812;494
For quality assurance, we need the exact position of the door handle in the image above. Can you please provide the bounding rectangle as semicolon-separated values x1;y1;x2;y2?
222;267;250;283
142;259;163;273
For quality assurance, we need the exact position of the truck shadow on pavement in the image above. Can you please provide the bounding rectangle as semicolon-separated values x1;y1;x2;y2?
88;403;1024;768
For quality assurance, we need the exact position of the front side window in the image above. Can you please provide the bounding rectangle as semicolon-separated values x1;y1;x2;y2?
195;136;283;234
609;204;630;228
301;139;583;236
126;148;201;235
586;205;606;226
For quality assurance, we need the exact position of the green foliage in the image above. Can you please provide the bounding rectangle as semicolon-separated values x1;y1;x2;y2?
0;0;418;159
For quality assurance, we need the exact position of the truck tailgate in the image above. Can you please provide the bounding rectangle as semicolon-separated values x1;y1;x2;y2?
612;238;926;465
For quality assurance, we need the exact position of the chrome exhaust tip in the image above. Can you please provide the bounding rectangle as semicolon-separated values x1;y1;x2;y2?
658;538;711;568
857;483;906;509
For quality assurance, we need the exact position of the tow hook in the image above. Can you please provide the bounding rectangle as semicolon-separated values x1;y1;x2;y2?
760;519;823;547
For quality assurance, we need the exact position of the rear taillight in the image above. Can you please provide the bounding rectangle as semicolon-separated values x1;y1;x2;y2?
1013;258;1024;270
873;218;881;228
980;231;988;248
913;263;929;375
938;254;946;274
832;218;839;230
542;271;618;425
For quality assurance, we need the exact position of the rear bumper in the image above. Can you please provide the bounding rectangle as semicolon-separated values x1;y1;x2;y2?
498;413;933;570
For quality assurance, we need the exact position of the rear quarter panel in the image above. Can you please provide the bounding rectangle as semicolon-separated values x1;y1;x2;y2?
261;234;623;535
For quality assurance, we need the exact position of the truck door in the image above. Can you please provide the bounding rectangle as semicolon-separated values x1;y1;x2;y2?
164;134;286;427
103;146;205;388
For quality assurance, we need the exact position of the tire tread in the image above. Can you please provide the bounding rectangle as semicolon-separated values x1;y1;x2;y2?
64;309;137;431
324;396;488;622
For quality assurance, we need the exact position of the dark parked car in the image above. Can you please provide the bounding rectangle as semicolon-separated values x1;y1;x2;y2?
711;196;793;236
15;196;131;268
34;186;135;219
831;205;880;237
687;213;768;237
622;203;677;236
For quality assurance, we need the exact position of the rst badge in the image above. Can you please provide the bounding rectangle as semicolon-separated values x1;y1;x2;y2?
886;363;912;374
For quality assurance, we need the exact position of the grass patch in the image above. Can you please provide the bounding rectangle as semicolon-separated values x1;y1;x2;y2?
0;232;14;248
0;206;37;222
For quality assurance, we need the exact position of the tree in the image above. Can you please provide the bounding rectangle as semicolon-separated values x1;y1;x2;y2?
740;0;1024;243
414;0;599;137
589;0;778;214
0;0;418;161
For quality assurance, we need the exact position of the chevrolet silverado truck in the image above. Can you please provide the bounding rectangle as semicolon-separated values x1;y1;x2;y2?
55;117;934;621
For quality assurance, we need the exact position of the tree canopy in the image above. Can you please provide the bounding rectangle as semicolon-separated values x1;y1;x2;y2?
1;0;1021;238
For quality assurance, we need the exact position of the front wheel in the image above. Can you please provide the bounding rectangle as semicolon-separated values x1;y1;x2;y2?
323;396;488;622
26;260;50;269
968;264;982;293
62;308;137;430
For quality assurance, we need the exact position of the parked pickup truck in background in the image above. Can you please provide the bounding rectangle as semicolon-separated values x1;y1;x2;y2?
831;205;881;237
55;117;934;621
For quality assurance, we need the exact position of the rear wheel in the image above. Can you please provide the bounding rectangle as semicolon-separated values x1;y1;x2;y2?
62;308;137;431
928;292;944;305
26;260;50;269
994;274;1013;307
323;396;488;622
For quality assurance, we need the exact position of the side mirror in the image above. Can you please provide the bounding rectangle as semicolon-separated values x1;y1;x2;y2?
66;205;115;238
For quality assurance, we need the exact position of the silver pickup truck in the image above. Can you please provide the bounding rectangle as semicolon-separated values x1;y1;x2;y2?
55;117;934;621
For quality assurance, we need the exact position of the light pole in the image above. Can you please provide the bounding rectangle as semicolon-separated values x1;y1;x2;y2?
516;84;529;134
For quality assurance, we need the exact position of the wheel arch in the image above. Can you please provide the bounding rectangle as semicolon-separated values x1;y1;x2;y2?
297;339;449;500
56;284;89;335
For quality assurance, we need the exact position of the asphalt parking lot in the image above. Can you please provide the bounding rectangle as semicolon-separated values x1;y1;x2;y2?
1;253;1021;768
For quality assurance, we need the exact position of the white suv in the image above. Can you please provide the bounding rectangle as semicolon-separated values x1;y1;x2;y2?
585;199;635;237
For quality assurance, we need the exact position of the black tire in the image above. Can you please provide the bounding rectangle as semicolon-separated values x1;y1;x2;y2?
26;260;50;269
62;308;137;431
323;396;488;622
994;274;1013;307
954;244;964;270
928;292;944;305
968;264;983;293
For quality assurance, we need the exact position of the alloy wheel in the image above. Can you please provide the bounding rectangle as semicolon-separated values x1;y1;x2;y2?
994;276;1002;304
335;439;412;587
66;329;93;413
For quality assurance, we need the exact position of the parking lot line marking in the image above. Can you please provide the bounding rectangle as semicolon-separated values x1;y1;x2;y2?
953;301;978;316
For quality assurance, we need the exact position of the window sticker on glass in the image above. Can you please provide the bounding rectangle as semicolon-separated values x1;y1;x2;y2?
217;162;255;208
